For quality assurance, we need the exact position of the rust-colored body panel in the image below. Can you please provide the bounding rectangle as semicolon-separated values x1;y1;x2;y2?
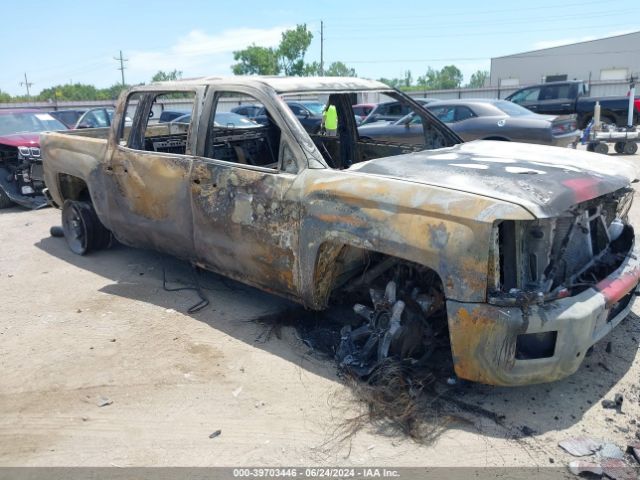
41;76;639;385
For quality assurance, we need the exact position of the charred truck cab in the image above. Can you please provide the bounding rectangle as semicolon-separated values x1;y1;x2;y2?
40;76;640;386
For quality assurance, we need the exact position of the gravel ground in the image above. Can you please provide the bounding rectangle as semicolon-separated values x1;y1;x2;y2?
0;146;639;468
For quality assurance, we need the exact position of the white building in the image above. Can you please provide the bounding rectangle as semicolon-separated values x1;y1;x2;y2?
490;31;640;88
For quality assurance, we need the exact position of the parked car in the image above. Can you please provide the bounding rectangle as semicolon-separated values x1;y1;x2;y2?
505;80;640;129
359;99;579;147
172;111;260;128
0;109;67;208
158;110;191;123
49;109;87;129
75;107;115;129
255;101;325;133
360;98;435;125
41;77;640;386
352;103;376;122
49;107;115;129
231;104;263;118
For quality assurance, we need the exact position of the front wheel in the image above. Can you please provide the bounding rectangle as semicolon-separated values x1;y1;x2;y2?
61;200;111;255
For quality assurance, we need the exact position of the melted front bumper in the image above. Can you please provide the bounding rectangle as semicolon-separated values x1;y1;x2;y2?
447;243;640;386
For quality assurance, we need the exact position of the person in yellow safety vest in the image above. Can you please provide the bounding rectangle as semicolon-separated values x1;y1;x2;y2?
322;104;338;136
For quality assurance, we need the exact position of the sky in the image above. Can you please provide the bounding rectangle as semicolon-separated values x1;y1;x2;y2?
0;0;638;96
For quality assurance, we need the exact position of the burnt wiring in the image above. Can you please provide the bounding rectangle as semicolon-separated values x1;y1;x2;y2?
162;265;210;314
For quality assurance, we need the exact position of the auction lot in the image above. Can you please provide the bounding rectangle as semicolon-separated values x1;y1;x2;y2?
0;146;639;468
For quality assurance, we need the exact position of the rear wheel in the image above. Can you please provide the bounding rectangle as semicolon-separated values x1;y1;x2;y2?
614;142;626;154
0;188;14;209
624;142;638;155
61;200;111;255
594;143;609;155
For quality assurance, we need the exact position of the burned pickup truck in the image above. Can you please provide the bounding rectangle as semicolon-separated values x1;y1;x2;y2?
41;77;640;386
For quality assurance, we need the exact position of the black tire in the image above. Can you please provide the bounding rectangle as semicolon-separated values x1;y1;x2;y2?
61;200;111;255
0;188;14;209
624;142;638;155
602;115;617;127
614;142;626;154
594;143;609;155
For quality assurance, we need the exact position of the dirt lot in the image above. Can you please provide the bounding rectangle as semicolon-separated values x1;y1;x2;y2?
1;148;640;468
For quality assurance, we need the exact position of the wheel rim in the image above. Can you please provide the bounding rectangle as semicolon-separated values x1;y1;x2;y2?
62;203;89;254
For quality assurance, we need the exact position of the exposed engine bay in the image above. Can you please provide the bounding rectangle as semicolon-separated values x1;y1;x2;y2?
0;144;48;209
489;187;634;305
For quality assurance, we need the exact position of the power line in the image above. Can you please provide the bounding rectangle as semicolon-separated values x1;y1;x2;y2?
19;73;33;98
324;10;632;32
343;48;640;64
114;50;128;86
314;0;614;23
326;22;637;40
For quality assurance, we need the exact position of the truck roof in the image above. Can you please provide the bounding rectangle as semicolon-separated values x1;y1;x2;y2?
137;76;391;94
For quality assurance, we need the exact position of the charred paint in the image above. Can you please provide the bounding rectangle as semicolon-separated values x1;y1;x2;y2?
40;76;640;386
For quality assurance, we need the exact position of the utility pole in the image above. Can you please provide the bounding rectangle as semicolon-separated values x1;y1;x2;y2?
114;50;128;86
20;73;33;98
320;20;324;76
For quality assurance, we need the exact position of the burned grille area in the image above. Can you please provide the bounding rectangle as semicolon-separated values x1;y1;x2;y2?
491;187;634;303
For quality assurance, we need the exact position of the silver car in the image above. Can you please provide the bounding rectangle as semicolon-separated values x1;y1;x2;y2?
358;99;579;147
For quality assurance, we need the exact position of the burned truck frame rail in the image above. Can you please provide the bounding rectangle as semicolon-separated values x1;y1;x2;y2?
40;76;640;386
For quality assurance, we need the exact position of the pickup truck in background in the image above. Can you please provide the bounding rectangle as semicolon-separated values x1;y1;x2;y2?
506;80;640;129
40;76;640;386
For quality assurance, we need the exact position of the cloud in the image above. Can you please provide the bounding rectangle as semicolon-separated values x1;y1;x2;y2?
127;25;291;80
531;29;637;50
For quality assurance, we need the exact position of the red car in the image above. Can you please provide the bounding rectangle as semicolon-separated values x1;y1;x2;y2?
0;109;67;208
352;103;376;122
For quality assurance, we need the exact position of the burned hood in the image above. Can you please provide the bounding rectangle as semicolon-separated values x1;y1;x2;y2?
349;140;638;218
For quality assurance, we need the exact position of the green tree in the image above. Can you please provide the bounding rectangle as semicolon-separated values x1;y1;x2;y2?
232;45;280;75
37;83;101;101
467;70;489;88
417;65;463;90
325;61;357;77
0;89;11;103
437;65;463;89
377;77;403;88
151;70;183;82
403;70;413;87
277;24;313;75
103;83;130;100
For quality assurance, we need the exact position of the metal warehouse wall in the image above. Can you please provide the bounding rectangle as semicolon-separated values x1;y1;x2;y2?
490;31;640;87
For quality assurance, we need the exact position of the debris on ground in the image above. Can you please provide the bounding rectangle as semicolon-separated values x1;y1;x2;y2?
627;442;640;464
520;426;536;437
96;396;113;407
597;443;625;460
568;460;603;476
602;393;624;412
209;430;221;439
232;387;243;398
559;437;603;456
49;225;64;237
600;458;636;480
